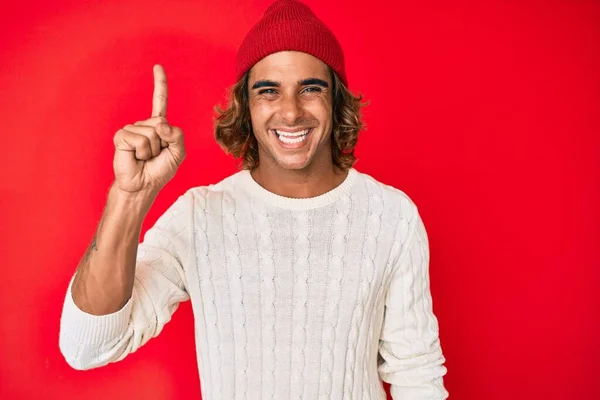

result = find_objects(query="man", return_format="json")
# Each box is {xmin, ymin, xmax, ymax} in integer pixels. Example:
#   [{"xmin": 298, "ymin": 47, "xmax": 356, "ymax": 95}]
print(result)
[{"xmin": 59, "ymin": 0, "xmax": 449, "ymax": 398}]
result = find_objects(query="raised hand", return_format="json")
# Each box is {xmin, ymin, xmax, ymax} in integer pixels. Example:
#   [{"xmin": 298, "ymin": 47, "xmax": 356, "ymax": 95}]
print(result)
[{"xmin": 112, "ymin": 64, "xmax": 186, "ymax": 194}]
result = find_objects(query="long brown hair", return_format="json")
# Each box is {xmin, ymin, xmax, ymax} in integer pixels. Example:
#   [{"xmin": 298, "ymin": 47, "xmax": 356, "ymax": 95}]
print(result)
[{"xmin": 214, "ymin": 68, "xmax": 367, "ymax": 170}]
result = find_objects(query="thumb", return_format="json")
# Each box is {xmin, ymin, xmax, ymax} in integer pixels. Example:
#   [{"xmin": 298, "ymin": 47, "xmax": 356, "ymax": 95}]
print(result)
[{"xmin": 156, "ymin": 122, "xmax": 186, "ymax": 161}]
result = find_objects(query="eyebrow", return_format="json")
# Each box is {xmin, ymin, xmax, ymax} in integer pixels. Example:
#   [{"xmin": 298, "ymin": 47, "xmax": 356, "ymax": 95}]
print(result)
[
  {"xmin": 300, "ymin": 78, "xmax": 329, "ymax": 88},
  {"xmin": 250, "ymin": 78, "xmax": 329, "ymax": 90}
]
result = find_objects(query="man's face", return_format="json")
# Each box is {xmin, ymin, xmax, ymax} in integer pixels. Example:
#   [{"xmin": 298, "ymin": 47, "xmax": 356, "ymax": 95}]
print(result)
[{"xmin": 248, "ymin": 51, "xmax": 334, "ymax": 172}]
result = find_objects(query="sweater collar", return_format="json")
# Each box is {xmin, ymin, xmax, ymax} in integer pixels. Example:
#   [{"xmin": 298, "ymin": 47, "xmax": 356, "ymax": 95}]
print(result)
[{"xmin": 237, "ymin": 168, "xmax": 358, "ymax": 210}]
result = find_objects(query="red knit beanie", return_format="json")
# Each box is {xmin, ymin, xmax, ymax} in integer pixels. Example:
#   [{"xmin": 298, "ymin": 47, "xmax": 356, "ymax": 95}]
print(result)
[{"xmin": 235, "ymin": 0, "xmax": 348, "ymax": 86}]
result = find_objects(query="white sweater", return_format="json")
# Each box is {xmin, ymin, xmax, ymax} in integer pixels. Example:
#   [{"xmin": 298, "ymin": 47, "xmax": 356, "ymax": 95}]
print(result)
[{"xmin": 59, "ymin": 168, "xmax": 448, "ymax": 399}]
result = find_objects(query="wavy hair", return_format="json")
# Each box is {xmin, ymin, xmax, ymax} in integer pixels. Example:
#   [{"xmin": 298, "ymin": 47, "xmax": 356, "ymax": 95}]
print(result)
[{"xmin": 214, "ymin": 68, "xmax": 367, "ymax": 170}]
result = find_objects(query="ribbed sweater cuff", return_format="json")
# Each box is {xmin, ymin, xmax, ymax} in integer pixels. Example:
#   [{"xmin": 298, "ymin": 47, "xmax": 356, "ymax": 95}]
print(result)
[{"xmin": 61, "ymin": 275, "xmax": 133, "ymax": 344}]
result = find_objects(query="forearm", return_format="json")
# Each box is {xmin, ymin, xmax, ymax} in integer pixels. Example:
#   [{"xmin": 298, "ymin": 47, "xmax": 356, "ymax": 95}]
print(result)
[
  {"xmin": 380, "ymin": 342, "xmax": 448, "ymax": 399},
  {"xmin": 71, "ymin": 183, "xmax": 158, "ymax": 315},
  {"xmin": 379, "ymin": 209, "xmax": 448, "ymax": 398}
]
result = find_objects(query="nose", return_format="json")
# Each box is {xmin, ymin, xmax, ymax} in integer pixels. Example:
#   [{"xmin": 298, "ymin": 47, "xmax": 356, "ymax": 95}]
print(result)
[{"xmin": 279, "ymin": 92, "xmax": 304, "ymax": 123}]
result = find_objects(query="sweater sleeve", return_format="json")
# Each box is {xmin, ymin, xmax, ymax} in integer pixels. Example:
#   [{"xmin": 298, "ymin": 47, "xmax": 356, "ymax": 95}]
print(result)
[
  {"xmin": 377, "ymin": 210, "xmax": 449, "ymax": 399},
  {"xmin": 59, "ymin": 191, "xmax": 193, "ymax": 370}
]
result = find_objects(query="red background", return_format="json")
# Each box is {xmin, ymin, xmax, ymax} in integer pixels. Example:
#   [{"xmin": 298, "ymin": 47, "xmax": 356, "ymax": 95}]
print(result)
[{"xmin": 1, "ymin": 0, "xmax": 599, "ymax": 399}]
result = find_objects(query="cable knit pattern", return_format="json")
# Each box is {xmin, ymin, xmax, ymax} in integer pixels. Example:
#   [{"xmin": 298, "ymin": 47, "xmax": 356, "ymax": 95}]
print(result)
[
  {"xmin": 318, "ymin": 194, "xmax": 351, "ymax": 397},
  {"xmin": 59, "ymin": 168, "xmax": 448, "ymax": 399},
  {"xmin": 362, "ymin": 182, "xmax": 385, "ymax": 399},
  {"xmin": 222, "ymin": 192, "xmax": 248, "ymax": 397},
  {"xmin": 193, "ymin": 189, "xmax": 221, "ymax": 399},
  {"xmin": 254, "ymin": 199, "xmax": 277, "ymax": 398},
  {"xmin": 289, "ymin": 209, "xmax": 310, "ymax": 398}
]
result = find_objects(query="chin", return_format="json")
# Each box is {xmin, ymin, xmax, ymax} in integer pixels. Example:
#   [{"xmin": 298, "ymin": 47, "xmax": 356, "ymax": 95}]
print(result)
[{"xmin": 274, "ymin": 155, "xmax": 312, "ymax": 171}]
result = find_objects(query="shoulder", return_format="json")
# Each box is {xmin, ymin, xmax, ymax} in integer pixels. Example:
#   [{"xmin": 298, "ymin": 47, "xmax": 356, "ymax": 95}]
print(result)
[
  {"xmin": 183, "ymin": 170, "xmax": 246, "ymax": 210},
  {"xmin": 354, "ymin": 169, "xmax": 420, "ymax": 221},
  {"xmin": 354, "ymin": 170, "xmax": 428, "ymax": 264}
]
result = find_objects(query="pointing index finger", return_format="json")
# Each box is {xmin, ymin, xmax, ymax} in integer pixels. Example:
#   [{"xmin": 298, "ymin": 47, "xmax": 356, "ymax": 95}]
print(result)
[{"xmin": 152, "ymin": 64, "xmax": 168, "ymax": 117}]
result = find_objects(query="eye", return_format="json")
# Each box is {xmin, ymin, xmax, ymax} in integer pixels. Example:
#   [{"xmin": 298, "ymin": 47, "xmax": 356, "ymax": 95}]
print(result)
[
  {"xmin": 258, "ymin": 88, "xmax": 278, "ymax": 95},
  {"xmin": 302, "ymin": 86, "xmax": 322, "ymax": 93}
]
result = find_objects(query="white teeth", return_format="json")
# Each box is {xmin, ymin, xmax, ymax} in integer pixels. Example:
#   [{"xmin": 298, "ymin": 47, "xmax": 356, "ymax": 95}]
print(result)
[
  {"xmin": 275, "ymin": 129, "xmax": 310, "ymax": 137},
  {"xmin": 275, "ymin": 129, "xmax": 310, "ymax": 145},
  {"xmin": 278, "ymin": 134, "xmax": 306, "ymax": 144}
]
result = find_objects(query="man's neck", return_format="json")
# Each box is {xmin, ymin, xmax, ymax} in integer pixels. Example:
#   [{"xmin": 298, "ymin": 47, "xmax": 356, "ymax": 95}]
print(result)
[{"xmin": 250, "ymin": 161, "xmax": 348, "ymax": 199}]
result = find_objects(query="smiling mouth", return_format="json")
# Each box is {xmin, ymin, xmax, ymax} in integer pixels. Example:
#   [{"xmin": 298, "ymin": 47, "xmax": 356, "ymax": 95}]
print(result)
[{"xmin": 272, "ymin": 128, "xmax": 312, "ymax": 144}]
